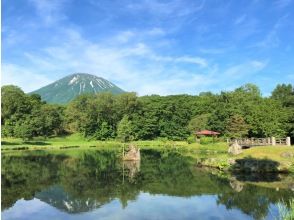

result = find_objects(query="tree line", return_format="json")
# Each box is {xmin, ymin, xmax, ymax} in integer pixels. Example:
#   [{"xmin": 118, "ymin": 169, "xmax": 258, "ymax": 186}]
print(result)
[{"xmin": 1, "ymin": 83, "xmax": 294, "ymax": 141}]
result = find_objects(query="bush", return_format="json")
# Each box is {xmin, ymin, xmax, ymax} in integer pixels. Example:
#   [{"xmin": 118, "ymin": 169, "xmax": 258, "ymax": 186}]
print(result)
[
  {"xmin": 14, "ymin": 121, "xmax": 34, "ymax": 140},
  {"xmin": 186, "ymin": 135, "xmax": 196, "ymax": 144},
  {"xmin": 2, "ymin": 124, "xmax": 14, "ymax": 137},
  {"xmin": 12, "ymin": 147, "xmax": 29, "ymax": 151},
  {"xmin": 60, "ymin": 146, "xmax": 80, "ymax": 149},
  {"xmin": 200, "ymin": 137, "xmax": 215, "ymax": 145},
  {"xmin": 155, "ymin": 137, "xmax": 169, "ymax": 142}
]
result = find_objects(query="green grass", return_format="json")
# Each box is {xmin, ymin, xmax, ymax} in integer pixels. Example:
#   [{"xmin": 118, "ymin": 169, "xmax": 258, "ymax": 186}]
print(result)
[
  {"xmin": 1, "ymin": 134, "xmax": 123, "ymax": 157},
  {"xmin": 235, "ymin": 146, "xmax": 294, "ymax": 172},
  {"xmin": 1, "ymin": 134, "xmax": 228, "ymax": 151},
  {"xmin": 2, "ymin": 135, "xmax": 294, "ymax": 172}
]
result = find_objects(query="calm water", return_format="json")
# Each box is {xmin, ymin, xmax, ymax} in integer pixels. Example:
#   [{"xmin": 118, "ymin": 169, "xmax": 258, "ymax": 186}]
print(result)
[{"xmin": 2, "ymin": 150, "xmax": 294, "ymax": 220}]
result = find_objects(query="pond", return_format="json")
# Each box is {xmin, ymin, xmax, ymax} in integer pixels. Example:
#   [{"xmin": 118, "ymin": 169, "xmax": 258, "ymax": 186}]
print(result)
[{"xmin": 1, "ymin": 149, "xmax": 294, "ymax": 220}]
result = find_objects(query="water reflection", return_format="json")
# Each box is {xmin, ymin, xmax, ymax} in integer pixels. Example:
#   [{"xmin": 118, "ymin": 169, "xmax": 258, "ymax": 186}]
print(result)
[{"xmin": 2, "ymin": 150, "xmax": 294, "ymax": 220}]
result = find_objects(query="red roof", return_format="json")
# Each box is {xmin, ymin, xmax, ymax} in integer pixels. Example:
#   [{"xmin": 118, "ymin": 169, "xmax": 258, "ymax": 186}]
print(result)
[{"xmin": 195, "ymin": 130, "xmax": 220, "ymax": 135}]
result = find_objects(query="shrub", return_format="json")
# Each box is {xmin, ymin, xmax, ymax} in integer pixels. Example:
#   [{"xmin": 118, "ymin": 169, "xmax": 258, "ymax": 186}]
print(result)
[
  {"xmin": 60, "ymin": 146, "xmax": 80, "ymax": 149},
  {"xmin": 187, "ymin": 135, "xmax": 196, "ymax": 144},
  {"xmin": 200, "ymin": 137, "xmax": 215, "ymax": 145}
]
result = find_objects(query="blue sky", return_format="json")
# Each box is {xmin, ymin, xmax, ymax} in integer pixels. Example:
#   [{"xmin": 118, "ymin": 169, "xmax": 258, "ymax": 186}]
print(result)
[{"xmin": 2, "ymin": 0, "xmax": 294, "ymax": 95}]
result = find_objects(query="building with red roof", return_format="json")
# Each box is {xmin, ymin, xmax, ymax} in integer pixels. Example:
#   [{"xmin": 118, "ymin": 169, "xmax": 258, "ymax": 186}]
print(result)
[{"xmin": 195, "ymin": 130, "xmax": 220, "ymax": 136}]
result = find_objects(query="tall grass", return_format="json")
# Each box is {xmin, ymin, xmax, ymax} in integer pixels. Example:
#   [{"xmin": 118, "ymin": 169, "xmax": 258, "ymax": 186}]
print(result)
[{"xmin": 277, "ymin": 199, "xmax": 294, "ymax": 220}]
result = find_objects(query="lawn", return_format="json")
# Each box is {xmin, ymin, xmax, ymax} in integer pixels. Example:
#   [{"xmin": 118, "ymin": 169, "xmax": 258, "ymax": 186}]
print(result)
[
  {"xmin": 1, "ymin": 134, "xmax": 228, "ymax": 153},
  {"xmin": 1, "ymin": 134, "xmax": 294, "ymax": 172}
]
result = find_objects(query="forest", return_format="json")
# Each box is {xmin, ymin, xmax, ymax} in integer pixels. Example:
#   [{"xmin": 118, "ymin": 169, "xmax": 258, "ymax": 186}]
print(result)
[{"xmin": 1, "ymin": 83, "xmax": 294, "ymax": 141}]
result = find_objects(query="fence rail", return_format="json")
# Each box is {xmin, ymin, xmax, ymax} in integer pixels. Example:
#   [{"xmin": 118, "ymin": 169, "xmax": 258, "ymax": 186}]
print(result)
[{"xmin": 227, "ymin": 137, "xmax": 291, "ymax": 147}]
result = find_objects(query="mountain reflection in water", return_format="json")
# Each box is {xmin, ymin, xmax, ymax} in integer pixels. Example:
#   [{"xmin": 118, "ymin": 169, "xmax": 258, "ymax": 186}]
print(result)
[{"xmin": 2, "ymin": 150, "xmax": 294, "ymax": 220}]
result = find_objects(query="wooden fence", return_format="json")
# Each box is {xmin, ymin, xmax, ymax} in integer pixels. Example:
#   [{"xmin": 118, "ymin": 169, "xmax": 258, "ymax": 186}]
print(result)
[{"xmin": 227, "ymin": 137, "xmax": 291, "ymax": 147}]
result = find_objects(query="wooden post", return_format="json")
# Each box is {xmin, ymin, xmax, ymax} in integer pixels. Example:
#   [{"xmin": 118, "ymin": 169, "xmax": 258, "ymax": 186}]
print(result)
[
  {"xmin": 267, "ymin": 137, "xmax": 271, "ymax": 145},
  {"xmin": 123, "ymin": 159, "xmax": 125, "ymax": 184},
  {"xmin": 286, "ymin": 137, "xmax": 291, "ymax": 146},
  {"xmin": 271, "ymin": 137, "xmax": 276, "ymax": 146}
]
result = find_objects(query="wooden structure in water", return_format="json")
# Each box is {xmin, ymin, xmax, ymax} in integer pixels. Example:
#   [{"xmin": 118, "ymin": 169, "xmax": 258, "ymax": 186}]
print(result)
[
  {"xmin": 227, "ymin": 137, "xmax": 291, "ymax": 148},
  {"xmin": 122, "ymin": 144, "xmax": 140, "ymax": 161}
]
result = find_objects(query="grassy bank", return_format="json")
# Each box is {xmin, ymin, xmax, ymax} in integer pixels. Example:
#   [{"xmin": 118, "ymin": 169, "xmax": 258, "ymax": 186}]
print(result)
[
  {"xmin": 2, "ymin": 134, "xmax": 294, "ymax": 173},
  {"xmin": 1, "ymin": 134, "xmax": 228, "ymax": 157}
]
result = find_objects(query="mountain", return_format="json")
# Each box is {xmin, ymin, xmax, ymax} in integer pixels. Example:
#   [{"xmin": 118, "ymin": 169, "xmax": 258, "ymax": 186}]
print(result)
[
  {"xmin": 30, "ymin": 73, "xmax": 125, "ymax": 104},
  {"xmin": 35, "ymin": 185, "xmax": 106, "ymax": 213}
]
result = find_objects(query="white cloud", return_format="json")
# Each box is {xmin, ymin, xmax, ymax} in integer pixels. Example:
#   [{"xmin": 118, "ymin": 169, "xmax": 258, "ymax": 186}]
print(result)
[
  {"xmin": 254, "ymin": 30, "xmax": 280, "ymax": 48},
  {"xmin": 1, "ymin": 28, "xmax": 213, "ymax": 95},
  {"xmin": 250, "ymin": 60, "xmax": 267, "ymax": 69},
  {"xmin": 115, "ymin": 31, "xmax": 135, "ymax": 43},
  {"xmin": 252, "ymin": 15, "xmax": 288, "ymax": 49},
  {"xmin": 2, "ymin": 26, "xmax": 269, "ymax": 96},
  {"xmin": 199, "ymin": 48, "xmax": 227, "ymax": 54},
  {"xmin": 29, "ymin": 0, "xmax": 67, "ymax": 25},
  {"xmin": 234, "ymin": 14, "xmax": 247, "ymax": 25},
  {"xmin": 111, "ymin": 28, "xmax": 166, "ymax": 45},
  {"xmin": 224, "ymin": 60, "xmax": 268, "ymax": 78},
  {"xmin": 146, "ymin": 28, "xmax": 166, "ymax": 36},
  {"xmin": 138, "ymin": 73, "xmax": 216, "ymax": 95},
  {"xmin": 1, "ymin": 63, "xmax": 52, "ymax": 92},
  {"xmin": 274, "ymin": 0, "xmax": 293, "ymax": 8},
  {"xmin": 126, "ymin": 0, "xmax": 205, "ymax": 17},
  {"xmin": 150, "ymin": 55, "xmax": 207, "ymax": 67}
]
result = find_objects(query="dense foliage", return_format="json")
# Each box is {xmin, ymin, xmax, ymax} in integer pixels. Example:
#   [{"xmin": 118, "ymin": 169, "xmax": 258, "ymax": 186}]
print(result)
[
  {"xmin": 2, "ymin": 86, "xmax": 65, "ymax": 140},
  {"xmin": 1, "ymin": 83, "xmax": 293, "ymax": 141}
]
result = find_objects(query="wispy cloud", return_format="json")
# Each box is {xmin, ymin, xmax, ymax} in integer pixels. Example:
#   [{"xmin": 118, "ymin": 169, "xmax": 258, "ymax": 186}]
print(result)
[
  {"xmin": 234, "ymin": 14, "xmax": 247, "ymax": 25},
  {"xmin": 29, "ymin": 0, "xmax": 67, "ymax": 25},
  {"xmin": 233, "ymin": 17, "xmax": 260, "ymax": 41},
  {"xmin": 2, "ymin": 23, "xmax": 272, "ymax": 95},
  {"xmin": 2, "ymin": 28, "xmax": 211, "ymax": 94},
  {"xmin": 113, "ymin": 28, "xmax": 166, "ymax": 44},
  {"xmin": 2, "ymin": 0, "xmax": 291, "ymax": 96},
  {"xmin": 126, "ymin": 0, "xmax": 205, "ymax": 17},
  {"xmin": 224, "ymin": 60, "xmax": 268, "ymax": 78},
  {"xmin": 252, "ymin": 14, "xmax": 289, "ymax": 48},
  {"xmin": 149, "ymin": 55, "xmax": 208, "ymax": 67},
  {"xmin": 199, "ymin": 48, "xmax": 227, "ymax": 55},
  {"xmin": 2, "ymin": 63, "xmax": 52, "ymax": 92},
  {"xmin": 274, "ymin": 0, "xmax": 293, "ymax": 8},
  {"xmin": 250, "ymin": 60, "xmax": 268, "ymax": 69},
  {"xmin": 115, "ymin": 31, "xmax": 135, "ymax": 43}
]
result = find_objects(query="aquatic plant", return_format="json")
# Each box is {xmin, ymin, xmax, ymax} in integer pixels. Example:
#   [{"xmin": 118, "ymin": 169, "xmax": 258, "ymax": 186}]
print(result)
[{"xmin": 277, "ymin": 199, "xmax": 294, "ymax": 220}]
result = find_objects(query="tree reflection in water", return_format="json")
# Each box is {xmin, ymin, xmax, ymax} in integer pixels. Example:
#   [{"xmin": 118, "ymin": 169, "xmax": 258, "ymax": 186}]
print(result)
[{"xmin": 2, "ymin": 149, "xmax": 294, "ymax": 219}]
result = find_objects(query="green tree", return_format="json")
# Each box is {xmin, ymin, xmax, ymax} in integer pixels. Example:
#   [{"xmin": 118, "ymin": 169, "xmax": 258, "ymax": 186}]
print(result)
[
  {"xmin": 117, "ymin": 116, "xmax": 134, "ymax": 142},
  {"xmin": 271, "ymin": 84, "xmax": 294, "ymax": 107},
  {"xmin": 66, "ymin": 93, "xmax": 119, "ymax": 138},
  {"xmin": 94, "ymin": 122, "xmax": 114, "ymax": 140},
  {"xmin": 65, "ymin": 94, "xmax": 97, "ymax": 136},
  {"xmin": 246, "ymin": 98, "xmax": 287, "ymax": 137},
  {"xmin": 225, "ymin": 114, "xmax": 249, "ymax": 138},
  {"xmin": 1, "ymin": 85, "xmax": 32, "ymax": 125},
  {"xmin": 188, "ymin": 114, "xmax": 210, "ymax": 133},
  {"xmin": 14, "ymin": 119, "xmax": 34, "ymax": 140},
  {"xmin": 271, "ymin": 84, "xmax": 294, "ymax": 139}
]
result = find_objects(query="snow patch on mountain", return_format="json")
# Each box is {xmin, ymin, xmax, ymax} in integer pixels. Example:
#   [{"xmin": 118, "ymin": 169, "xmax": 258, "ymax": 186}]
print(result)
[
  {"xmin": 79, "ymin": 83, "xmax": 82, "ymax": 94},
  {"xmin": 31, "ymin": 73, "xmax": 125, "ymax": 104},
  {"xmin": 69, "ymin": 76, "xmax": 79, "ymax": 85}
]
